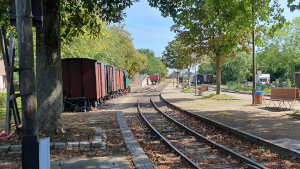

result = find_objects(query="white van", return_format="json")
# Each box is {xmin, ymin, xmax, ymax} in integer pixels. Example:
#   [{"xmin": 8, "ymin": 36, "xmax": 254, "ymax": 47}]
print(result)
[{"xmin": 256, "ymin": 74, "xmax": 270, "ymax": 85}]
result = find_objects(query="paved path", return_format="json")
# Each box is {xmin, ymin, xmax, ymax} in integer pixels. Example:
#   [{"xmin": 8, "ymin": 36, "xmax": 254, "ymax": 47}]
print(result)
[
  {"xmin": 161, "ymin": 83, "xmax": 300, "ymax": 144},
  {"xmin": 51, "ymin": 156, "xmax": 132, "ymax": 169},
  {"xmin": 117, "ymin": 112, "xmax": 155, "ymax": 169}
]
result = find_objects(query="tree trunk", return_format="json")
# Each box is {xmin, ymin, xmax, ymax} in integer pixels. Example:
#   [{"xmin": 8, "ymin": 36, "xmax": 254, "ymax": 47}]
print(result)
[
  {"xmin": 36, "ymin": 0, "xmax": 62, "ymax": 134},
  {"xmin": 177, "ymin": 72, "xmax": 179, "ymax": 87},
  {"xmin": 216, "ymin": 53, "xmax": 221, "ymax": 95},
  {"xmin": 291, "ymin": 67, "xmax": 295, "ymax": 85}
]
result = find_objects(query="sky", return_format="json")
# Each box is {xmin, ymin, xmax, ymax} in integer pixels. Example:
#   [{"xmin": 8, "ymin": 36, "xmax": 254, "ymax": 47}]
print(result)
[{"xmin": 122, "ymin": 0, "xmax": 300, "ymax": 73}]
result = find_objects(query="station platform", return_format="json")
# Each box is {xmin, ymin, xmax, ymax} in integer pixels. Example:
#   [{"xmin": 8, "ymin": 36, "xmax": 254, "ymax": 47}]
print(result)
[{"xmin": 161, "ymin": 83, "xmax": 300, "ymax": 150}]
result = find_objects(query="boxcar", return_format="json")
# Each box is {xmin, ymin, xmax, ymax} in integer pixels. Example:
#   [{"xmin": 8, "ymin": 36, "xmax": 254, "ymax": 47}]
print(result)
[
  {"xmin": 203, "ymin": 74, "xmax": 214, "ymax": 84},
  {"xmin": 179, "ymin": 77, "xmax": 183, "ymax": 83},
  {"xmin": 193, "ymin": 75, "xmax": 203, "ymax": 84},
  {"xmin": 62, "ymin": 58, "xmax": 130, "ymax": 111},
  {"xmin": 150, "ymin": 74, "xmax": 161, "ymax": 84}
]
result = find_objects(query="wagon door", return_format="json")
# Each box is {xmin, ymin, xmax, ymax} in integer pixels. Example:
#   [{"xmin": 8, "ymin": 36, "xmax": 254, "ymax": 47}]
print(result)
[
  {"xmin": 96, "ymin": 62, "xmax": 101, "ymax": 99},
  {"xmin": 101, "ymin": 64, "xmax": 106, "ymax": 97}
]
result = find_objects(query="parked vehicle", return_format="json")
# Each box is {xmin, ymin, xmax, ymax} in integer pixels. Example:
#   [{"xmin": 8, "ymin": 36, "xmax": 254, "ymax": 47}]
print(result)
[
  {"xmin": 62, "ymin": 58, "xmax": 130, "ymax": 112},
  {"xmin": 150, "ymin": 74, "xmax": 161, "ymax": 84},
  {"xmin": 192, "ymin": 75, "xmax": 204, "ymax": 84},
  {"xmin": 256, "ymin": 74, "xmax": 270, "ymax": 85},
  {"xmin": 203, "ymin": 74, "xmax": 214, "ymax": 84}
]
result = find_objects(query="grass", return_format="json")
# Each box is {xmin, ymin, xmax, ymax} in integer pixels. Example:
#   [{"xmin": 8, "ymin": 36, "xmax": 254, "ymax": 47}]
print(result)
[
  {"xmin": 201, "ymin": 94, "xmax": 236, "ymax": 99},
  {"xmin": 131, "ymin": 86, "xmax": 138, "ymax": 88},
  {"xmin": 182, "ymin": 88, "xmax": 194, "ymax": 93},
  {"xmin": 213, "ymin": 112, "xmax": 235, "ymax": 117},
  {"xmin": 195, "ymin": 103, "xmax": 205, "ymax": 107}
]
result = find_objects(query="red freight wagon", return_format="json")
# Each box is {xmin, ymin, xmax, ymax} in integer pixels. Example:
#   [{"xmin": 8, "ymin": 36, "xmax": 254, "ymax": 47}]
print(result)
[
  {"xmin": 203, "ymin": 74, "xmax": 214, "ymax": 84},
  {"xmin": 62, "ymin": 58, "xmax": 97, "ymax": 100},
  {"xmin": 62, "ymin": 58, "xmax": 130, "ymax": 112},
  {"xmin": 150, "ymin": 74, "xmax": 161, "ymax": 84}
]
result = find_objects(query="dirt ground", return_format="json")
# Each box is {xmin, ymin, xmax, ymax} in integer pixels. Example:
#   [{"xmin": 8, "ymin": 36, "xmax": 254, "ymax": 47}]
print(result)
[
  {"xmin": 0, "ymin": 111, "xmax": 131, "ymax": 169},
  {"xmin": 162, "ymin": 83, "xmax": 300, "ymax": 141}
]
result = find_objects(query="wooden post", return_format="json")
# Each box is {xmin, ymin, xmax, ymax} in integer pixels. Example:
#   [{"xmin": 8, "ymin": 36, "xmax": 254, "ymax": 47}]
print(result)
[
  {"xmin": 16, "ymin": 0, "xmax": 37, "ymax": 136},
  {"xmin": 252, "ymin": 4, "xmax": 256, "ymax": 105}
]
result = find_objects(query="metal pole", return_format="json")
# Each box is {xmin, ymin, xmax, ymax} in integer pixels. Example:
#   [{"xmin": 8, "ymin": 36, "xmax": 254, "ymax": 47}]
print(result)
[
  {"xmin": 195, "ymin": 62, "xmax": 197, "ymax": 94},
  {"xmin": 16, "ymin": 0, "xmax": 39, "ymax": 167},
  {"xmin": 173, "ymin": 70, "xmax": 174, "ymax": 87},
  {"xmin": 252, "ymin": 4, "xmax": 256, "ymax": 105}
]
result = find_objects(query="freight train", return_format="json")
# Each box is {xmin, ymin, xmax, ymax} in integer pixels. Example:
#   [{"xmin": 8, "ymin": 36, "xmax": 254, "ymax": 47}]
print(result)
[
  {"xmin": 191, "ymin": 74, "xmax": 214, "ymax": 84},
  {"xmin": 62, "ymin": 58, "xmax": 130, "ymax": 112}
]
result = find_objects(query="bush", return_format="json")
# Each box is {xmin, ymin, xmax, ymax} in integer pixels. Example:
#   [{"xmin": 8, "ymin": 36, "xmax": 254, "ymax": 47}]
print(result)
[
  {"xmin": 0, "ymin": 92, "xmax": 21, "ymax": 109},
  {"xmin": 0, "ymin": 93, "xmax": 6, "ymax": 108}
]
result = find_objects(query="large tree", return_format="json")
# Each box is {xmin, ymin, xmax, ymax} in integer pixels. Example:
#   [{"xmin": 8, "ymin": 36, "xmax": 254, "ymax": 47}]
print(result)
[
  {"xmin": 257, "ymin": 17, "xmax": 300, "ymax": 84},
  {"xmin": 162, "ymin": 40, "xmax": 195, "ymax": 87},
  {"xmin": 1, "ymin": 0, "xmax": 136, "ymax": 134},
  {"xmin": 61, "ymin": 24, "xmax": 147, "ymax": 77},
  {"xmin": 148, "ymin": 0, "xmax": 285, "ymax": 94}
]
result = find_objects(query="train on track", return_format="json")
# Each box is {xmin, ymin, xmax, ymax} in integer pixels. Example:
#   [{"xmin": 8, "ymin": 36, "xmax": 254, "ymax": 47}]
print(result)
[
  {"xmin": 150, "ymin": 74, "xmax": 161, "ymax": 84},
  {"xmin": 62, "ymin": 58, "xmax": 130, "ymax": 112},
  {"xmin": 191, "ymin": 74, "xmax": 214, "ymax": 84}
]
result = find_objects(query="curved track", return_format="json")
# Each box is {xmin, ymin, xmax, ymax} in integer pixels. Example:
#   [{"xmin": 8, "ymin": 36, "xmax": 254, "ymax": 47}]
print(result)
[{"xmin": 138, "ymin": 90, "xmax": 267, "ymax": 168}]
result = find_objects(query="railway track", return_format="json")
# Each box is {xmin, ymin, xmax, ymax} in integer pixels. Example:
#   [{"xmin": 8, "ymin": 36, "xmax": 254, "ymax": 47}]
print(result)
[
  {"xmin": 135, "ymin": 84, "xmax": 300, "ymax": 168},
  {"xmin": 138, "ymin": 96, "xmax": 267, "ymax": 168}
]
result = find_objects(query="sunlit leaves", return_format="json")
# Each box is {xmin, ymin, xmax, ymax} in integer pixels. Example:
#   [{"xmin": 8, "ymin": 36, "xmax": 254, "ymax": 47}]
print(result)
[{"xmin": 62, "ymin": 23, "xmax": 147, "ymax": 77}]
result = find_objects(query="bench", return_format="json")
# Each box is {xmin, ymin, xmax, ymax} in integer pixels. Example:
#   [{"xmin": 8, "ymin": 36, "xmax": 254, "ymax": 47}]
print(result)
[{"xmin": 263, "ymin": 88, "xmax": 297, "ymax": 109}]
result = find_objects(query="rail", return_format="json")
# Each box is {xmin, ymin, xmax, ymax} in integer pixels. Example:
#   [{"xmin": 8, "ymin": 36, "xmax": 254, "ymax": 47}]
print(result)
[
  {"xmin": 150, "ymin": 98, "xmax": 267, "ymax": 169},
  {"xmin": 160, "ymin": 93, "xmax": 300, "ymax": 159},
  {"xmin": 137, "ymin": 100, "xmax": 201, "ymax": 169}
]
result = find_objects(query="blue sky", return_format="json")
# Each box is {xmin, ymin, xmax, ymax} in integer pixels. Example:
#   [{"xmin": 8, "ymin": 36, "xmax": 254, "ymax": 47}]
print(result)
[{"xmin": 122, "ymin": 0, "xmax": 175, "ymax": 57}]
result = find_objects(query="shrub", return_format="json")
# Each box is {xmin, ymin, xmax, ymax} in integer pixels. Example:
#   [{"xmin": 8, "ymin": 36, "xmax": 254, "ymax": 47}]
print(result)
[
  {"xmin": 0, "ymin": 92, "xmax": 21, "ymax": 109},
  {"xmin": 0, "ymin": 93, "xmax": 6, "ymax": 108}
]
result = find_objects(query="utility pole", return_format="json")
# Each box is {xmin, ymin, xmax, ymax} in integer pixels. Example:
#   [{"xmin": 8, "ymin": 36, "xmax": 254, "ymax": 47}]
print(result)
[
  {"xmin": 252, "ymin": 3, "xmax": 256, "ymax": 105},
  {"xmin": 173, "ymin": 69, "xmax": 174, "ymax": 87},
  {"xmin": 16, "ymin": 0, "xmax": 39, "ymax": 168},
  {"xmin": 195, "ymin": 64, "xmax": 197, "ymax": 94}
]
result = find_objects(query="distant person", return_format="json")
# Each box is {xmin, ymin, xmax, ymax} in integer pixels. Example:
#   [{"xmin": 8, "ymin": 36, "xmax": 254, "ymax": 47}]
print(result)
[{"xmin": 276, "ymin": 81, "xmax": 279, "ymax": 88}]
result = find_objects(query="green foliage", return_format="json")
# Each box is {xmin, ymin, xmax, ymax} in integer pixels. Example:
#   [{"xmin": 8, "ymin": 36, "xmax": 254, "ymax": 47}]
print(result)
[
  {"xmin": 221, "ymin": 52, "xmax": 252, "ymax": 83},
  {"xmin": 293, "ymin": 110, "xmax": 300, "ymax": 115},
  {"xmin": 0, "ymin": 93, "xmax": 6, "ymax": 108},
  {"xmin": 162, "ymin": 40, "xmax": 195, "ymax": 70},
  {"xmin": 0, "ymin": 92, "xmax": 21, "ymax": 112},
  {"xmin": 61, "ymin": 24, "xmax": 147, "ymax": 77},
  {"xmin": 257, "ymin": 17, "xmax": 300, "ymax": 83},
  {"xmin": 198, "ymin": 61, "xmax": 216, "ymax": 75},
  {"xmin": 138, "ymin": 49, "xmax": 168, "ymax": 78}
]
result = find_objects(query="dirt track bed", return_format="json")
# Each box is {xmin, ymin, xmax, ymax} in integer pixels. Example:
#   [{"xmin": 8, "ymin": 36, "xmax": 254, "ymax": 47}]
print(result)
[
  {"xmin": 126, "ymin": 84, "xmax": 193, "ymax": 168},
  {"xmin": 153, "ymin": 94, "xmax": 300, "ymax": 168},
  {"xmin": 0, "ymin": 110, "xmax": 132, "ymax": 169}
]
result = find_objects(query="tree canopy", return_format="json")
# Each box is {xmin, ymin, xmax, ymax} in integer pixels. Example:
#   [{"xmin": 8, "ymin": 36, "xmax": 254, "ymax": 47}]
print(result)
[
  {"xmin": 149, "ymin": 0, "xmax": 285, "ymax": 94},
  {"xmin": 138, "ymin": 49, "xmax": 168, "ymax": 78},
  {"xmin": 257, "ymin": 17, "xmax": 300, "ymax": 83},
  {"xmin": 62, "ymin": 24, "xmax": 147, "ymax": 77}
]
